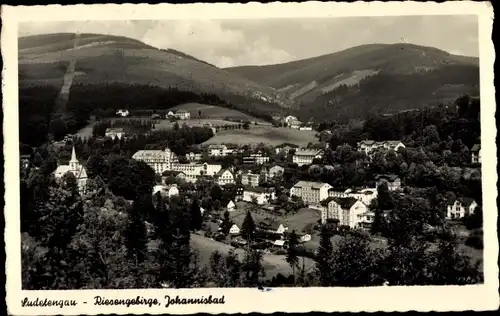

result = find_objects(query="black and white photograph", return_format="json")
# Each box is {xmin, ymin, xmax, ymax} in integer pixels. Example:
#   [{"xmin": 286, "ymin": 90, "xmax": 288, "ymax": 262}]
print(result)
[{"xmin": 3, "ymin": 2, "xmax": 498, "ymax": 315}]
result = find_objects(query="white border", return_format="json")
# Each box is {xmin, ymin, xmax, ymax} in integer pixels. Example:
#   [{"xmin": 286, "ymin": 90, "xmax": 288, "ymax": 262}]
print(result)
[{"xmin": 2, "ymin": 2, "xmax": 498, "ymax": 314}]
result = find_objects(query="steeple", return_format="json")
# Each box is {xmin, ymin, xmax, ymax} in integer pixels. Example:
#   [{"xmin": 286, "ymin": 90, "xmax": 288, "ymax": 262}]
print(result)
[
  {"xmin": 69, "ymin": 145, "xmax": 79, "ymax": 171},
  {"xmin": 70, "ymin": 145, "xmax": 79, "ymax": 163}
]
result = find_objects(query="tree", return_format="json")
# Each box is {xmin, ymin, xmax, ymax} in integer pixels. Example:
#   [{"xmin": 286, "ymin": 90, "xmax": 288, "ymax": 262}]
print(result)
[
  {"xmin": 240, "ymin": 211, "xmax": 256, "ymax": 241},
  {"xmin": 315, "ymin": 225, "xmax": 333, "ymax": 286},
  {"xmin": 286, "ymin": 230, "xmax": 300, "ymax": 283},
  {"xmin": 190, "ymin": 198, "xmax": 202, "ymax": 231},
  {"xmin": 124, "ymin": 200, "xmax": 148, "ymax": 264},
  {"xmin": 220, "ymin": 210, "xmax": 232, "ymax": 235},
  {"xmin": 242, "ymin": 248, "xmax": 266, "ymax": 287},
  {"xmin": 329, "ymin": 232, "xmax": 384, "ymax": 286}
]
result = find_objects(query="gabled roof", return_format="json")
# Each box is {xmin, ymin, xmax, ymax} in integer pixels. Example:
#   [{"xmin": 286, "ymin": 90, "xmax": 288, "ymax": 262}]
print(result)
[
  {"xmin": 244, "ymin": 186, "xmax": 268, "ymax": 194},
  {"xmin": 324, "ymin": 197, "xmax": 359, "ymax": 209},
  {"xmin": 105, "ymin": 127, "xmax": 124, "ymax": 133},
  {"xmin": 293, "ymin": 181, "xmax": 330, "ymax": 190},
  {"xmin": 450, "ymin": 197, "xmax": 476, "ymax": 207},
  {"xmin": 216, "ymin": 168, "xmax": 233, "ymax": 177},
  {"xmin": 375, "ymin": 174, "xmax": 400, "ymax": 182},
  {"xmin": 471, "ymin": 144, "xmax": 481, "ymax": 152},
  {"xmin": 294, "ymin": 149, "xmax": 323, "ymax": 156}
]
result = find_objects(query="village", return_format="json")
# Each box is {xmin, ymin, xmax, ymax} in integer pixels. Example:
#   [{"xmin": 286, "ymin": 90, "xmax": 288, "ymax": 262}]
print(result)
[{"xmin": 41, "ymin": 107, "xmax": 482, "ymax": 258}]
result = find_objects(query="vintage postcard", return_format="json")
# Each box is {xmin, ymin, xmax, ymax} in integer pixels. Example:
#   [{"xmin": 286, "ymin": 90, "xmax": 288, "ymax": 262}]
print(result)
[{"xmin": 2, "ymin": 1, "xmax": 498, "ymax": 315}]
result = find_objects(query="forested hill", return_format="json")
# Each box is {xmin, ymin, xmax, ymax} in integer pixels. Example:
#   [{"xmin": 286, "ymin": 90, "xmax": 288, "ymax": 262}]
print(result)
[{"xmin": 226, "ymin": 43, "xmax": 479, "ymax": 122}]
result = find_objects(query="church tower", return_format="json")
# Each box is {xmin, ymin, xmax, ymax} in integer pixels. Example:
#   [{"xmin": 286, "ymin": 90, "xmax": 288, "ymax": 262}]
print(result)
[{"xmin": 69, "ymin": 145, "xmax": 80, "ymax": 172}]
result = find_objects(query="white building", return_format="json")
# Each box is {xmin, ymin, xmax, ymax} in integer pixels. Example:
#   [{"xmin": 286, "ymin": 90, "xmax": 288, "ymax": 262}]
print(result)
[
  {"xmin": 299, "ymin": 234, "xmax": 311, "ymax": 243},
  {"xmin": 242, "ymin": 187, "xmax": 275, "ymax": 205},
  {"xmin": 229, "ymin": 224, "xmax": 240, "ymax": 235},
  {"xmin": 446, "ymin": 197, "xmax": 478, "ymax": 219},
  {"xmin": 328, "ymin": 188, "xmax": 378, "ymax": 206},
  {"xmin": 207, "ymin": 144, "xmax": 233, "ymax": 157},
  {"xmin": 186, "ymin": 151, "xmax": 203, "ymax": 162},
  {"xmin": 132, "ymin": 147, "xmax": 221, "ymax": 182},
  {"xmin": 243, "ymin": 152, "xmax": 270, "ymax": 165},
  {"xmin": 175, "ymin": 110, "xmax": 191, "ymax": 120},
  {"xmin": 216, "ymin": 169, "xmax": 235, "ymax": 186},
  {"xmin": 53, "ymin": 146, "xmax": 88, "ymax": 192},
  {"xmin": 322, "ymin": 197, "xmax": 368, "ymax": 227},
  {"xmin": 132, "ymin": 147, "xmax": 178, "ymax": 174},
  {"xmin": 116, "ymin": 109, "xmax": 129, "ymax": 117},
  {"xmin": 299, "ymin": 126, "xmax": 312, "ymax": 131},
  {"xmin": 292, "ymin": 149, "xmax": 323, "ymax": 166},
  {"xmin": 290, "ymin": 181, "xmax": 332, "ymax": 204},
  {"xmin": 262, "ymin": 165, "xmax": 285, "ymax": 181},
  {"xmin": 357, "ymin": 140, "xmax": 405, "ymax": 156},
  {"xmin": 152, "ymin": 184, "xmax": 179, "ymax": 197},
  {"xmin": 105, "ymin": 127, "xmax": 125, "ymax": 140},
  {"xmin": 241, "ymin": 172, "xmax": 260, "ymax": 187},
  {"xmin": 227, "ymin": 200, "xmax": 236, "ymax": 212}
]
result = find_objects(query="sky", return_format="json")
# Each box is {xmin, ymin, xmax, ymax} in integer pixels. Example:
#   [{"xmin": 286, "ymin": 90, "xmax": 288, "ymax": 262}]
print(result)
[{"xmin": 19, "ymin": 15, "xmax": 479, "ymax": 68}]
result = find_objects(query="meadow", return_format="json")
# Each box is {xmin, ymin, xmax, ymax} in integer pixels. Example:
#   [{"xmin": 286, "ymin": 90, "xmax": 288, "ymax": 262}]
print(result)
[{"xmin": 203, "ymin": 126, "xmax": 317, "ymax": 147}]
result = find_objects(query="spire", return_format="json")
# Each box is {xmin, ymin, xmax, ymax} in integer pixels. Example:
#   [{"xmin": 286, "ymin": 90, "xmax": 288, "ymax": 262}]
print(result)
[{"xmin": 70, "ymin": 146, "xmax": 79, "ymax": 163}]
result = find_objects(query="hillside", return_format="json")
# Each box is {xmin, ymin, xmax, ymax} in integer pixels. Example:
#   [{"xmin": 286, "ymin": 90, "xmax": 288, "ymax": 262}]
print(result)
[
  {"xmin": 226, "ymin": 43, "xmax": 480, "ymax": 121},
  {"xmin": 18, "ymin": 33, "xmax": 294, "ymax": 113}
]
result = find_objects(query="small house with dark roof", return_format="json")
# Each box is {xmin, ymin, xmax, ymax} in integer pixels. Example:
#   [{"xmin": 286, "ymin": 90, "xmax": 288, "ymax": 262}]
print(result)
[
  {"xmin": 446, "ymin": 197, "xmax": 478, "ymax": 219},
  {"xmin": 375, "ymin": 174, "xmax": 401, "ymax": 191},
  {"xmin": 161, "ymin": 170, "xmax": 186, "ymax": 183},
  {"xmin": 216, "ymin": 168, "xmax": 235, "ymax": 186},
  {"xmin": 471, "ymin": 143, "xmax": 481, "ymax": 164},
  {"xmin": 321, "ymin": 197, "xmax": 368, "ymax": 227}
]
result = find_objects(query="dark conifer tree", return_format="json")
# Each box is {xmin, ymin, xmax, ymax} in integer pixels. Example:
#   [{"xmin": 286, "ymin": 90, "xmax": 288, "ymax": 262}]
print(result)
[
  {"xmin": 190, "ymin": 198, "xmax": 203, "ymax": 231},
  {"xmin": 286, "ymin": 230, "xmax": 300, "ymax": 283},
  {"xmin": 125, "ymin": 200, "xmax": 148, "ymax": 264},
  {"xmin": 240, "ymin": 211, "xmax": 256, "ymax": 241},
  {"xmin": 315, "ymin": 225, "xmax": 333, "ymax": 286}
]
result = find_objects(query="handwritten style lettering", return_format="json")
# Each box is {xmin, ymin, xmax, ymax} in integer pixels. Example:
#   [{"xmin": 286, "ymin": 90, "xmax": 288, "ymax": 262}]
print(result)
[
  {"xmin": 93, "ymin": 296, "xmax": 160, "ymax": 307},
  {"xmin": 164, "ymin": 295, "xmax": 225, "ymax": 308},
  {"xmin": 21, "ymin": 297, "xmax": 77, "ymax": 308}
]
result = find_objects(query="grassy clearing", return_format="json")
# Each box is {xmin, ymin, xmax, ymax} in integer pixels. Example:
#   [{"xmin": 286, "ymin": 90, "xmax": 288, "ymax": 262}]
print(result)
[
  {"xmin": 169, "ymin": 103, "xmax": 270, "ymax": 123},
  {"xmin": 203, "ymin": 126, "xmax": 317, "ymax": 147}
]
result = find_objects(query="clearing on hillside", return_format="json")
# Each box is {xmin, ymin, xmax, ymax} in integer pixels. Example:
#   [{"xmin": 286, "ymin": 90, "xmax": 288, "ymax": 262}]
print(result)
[
  {"xmin": 203, "ymin": 126, "xmax": 317, "ymax": 147},
  {"xmin": 170, "ymin": 103, "xmax": 270, "ymax": 124}
]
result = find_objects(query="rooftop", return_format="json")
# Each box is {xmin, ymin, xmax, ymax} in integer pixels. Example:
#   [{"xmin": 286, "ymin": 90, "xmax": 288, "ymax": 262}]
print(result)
[{"xmin": 293, "ymin": 181, "xmax": 330, "ymax": 190}]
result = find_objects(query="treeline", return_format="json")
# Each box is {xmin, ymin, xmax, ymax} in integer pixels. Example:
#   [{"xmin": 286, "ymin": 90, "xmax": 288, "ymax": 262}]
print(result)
[
  {"xmin": 19, "ymin": 83, "xmax": 275, "ymax": 147},
  {"xmin": 302, "ymin": 65, "xmax": 479, "ymax": 122}
]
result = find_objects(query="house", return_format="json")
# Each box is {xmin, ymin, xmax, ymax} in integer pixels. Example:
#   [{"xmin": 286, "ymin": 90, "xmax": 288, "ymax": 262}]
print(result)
[
  {"xmin": 207, "ymin": 144, "xmax": 234, "ymax": 157},
  {"xmin": 52, "ymin": 146, "xmax": 88, "ymax": 192},
  {"xmin": 289, "ymin": 120, "xmax": 302, "ymax": 129},
  {"xmin": 290, "ymin": 181, "xmax": 332, "ymax": 204},
  {"xmin": 152, "ymin": 184, "xmax": 179, "ymax": 197},
  {"xmin": 229, "ymin": 224, "xmax": 240, "ymax": 235},
  {"xmin": 446, "ymin": 197, "xmax": 478, "ymax": 219},
  {"xmin": 243, "ymin": 152, "xmax": 270, "ymax": 165},
  {"xmin": 105, "ymin": 127, "xmax": 125, "ymax": 140},
  {"xmin": 227, "ymin": 200, "xmax": 236, "ymax": 212},
  {"xmin": 216, "ymin": 169, "xmax": 235, "ymax": 186},
  {"xmin": 262, "ymin": 165, "xmax": 285, "ymax": 181},
  {"xmin": 292, "ymin": 148, "xmax": 324, "ymax": 166},
  {"xmin": 185, "ymin": 151, "xmax": 203, "ymax": 162},
  {"xmin": 299, "ymin": 126, "xmax": 312, "ymax": 131},
  {"xmin": 175, "ymin": 110, "xmax": 191, "ymax": 120},
  {"xmin": 375, "ymin": 174, "xmax": 401, "ymax": 191},
  {"xmin": 116, "ymin": 109, "xmax": 129, "ymax": 117},
  {"xmin": 357, "ymin": 140, "xmax": 405, "ymax": 156},
  {"xmin": 166, "ymin": 111, "xmax": 174, "ymax": 118},
  {"xmin": 234, "ymin": 186, "xmax": 244, "ymax": 201},
  {"xmin": 243, "ymin": 187, "xmax": 275, "ymax": 205},
  {"xmin": 298, "ymin": 234, "xmax": 311, "ymax": 242},
  {"xmin": 322, "ymin": 197, "xmax": 368, "ymax": 228},
  {"xmin": 275, "ymin": 144, "xmax": 295, "ymax": 155},
  {"xmin": 20, "ymin": 154, "xmax": 30, "ymax": 170},
  {"xmin": 357, "ymin": 210, "xmax": 376, "ymax": 230},
  {"xmin": 272, "ymin": 239, "xmax": 286, "ymax": 247},
  {"xmin": 161, "ymin": 170, "xmax": 186, "ymax": 183},
  {"xmin": 283, "ymin": 115, "xmax": 298, "ymax": 125},
  {"xmin": 328, "ymin": 187, "xmax": 378, "ymax": 206},
  {"xmin": 172, "ymin": 162, "xmax": 222, "ymax": 183},
  {"xmin": 471, "ymin": 144, "xmax": 481, "ymax": 164},
  {"xmin": 241, "ymin": 171, "xmax": 260, "ymax": 187},
  {"xmin": 258, "ymin": 218, "xmax": 288, "ymax": 234}
]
